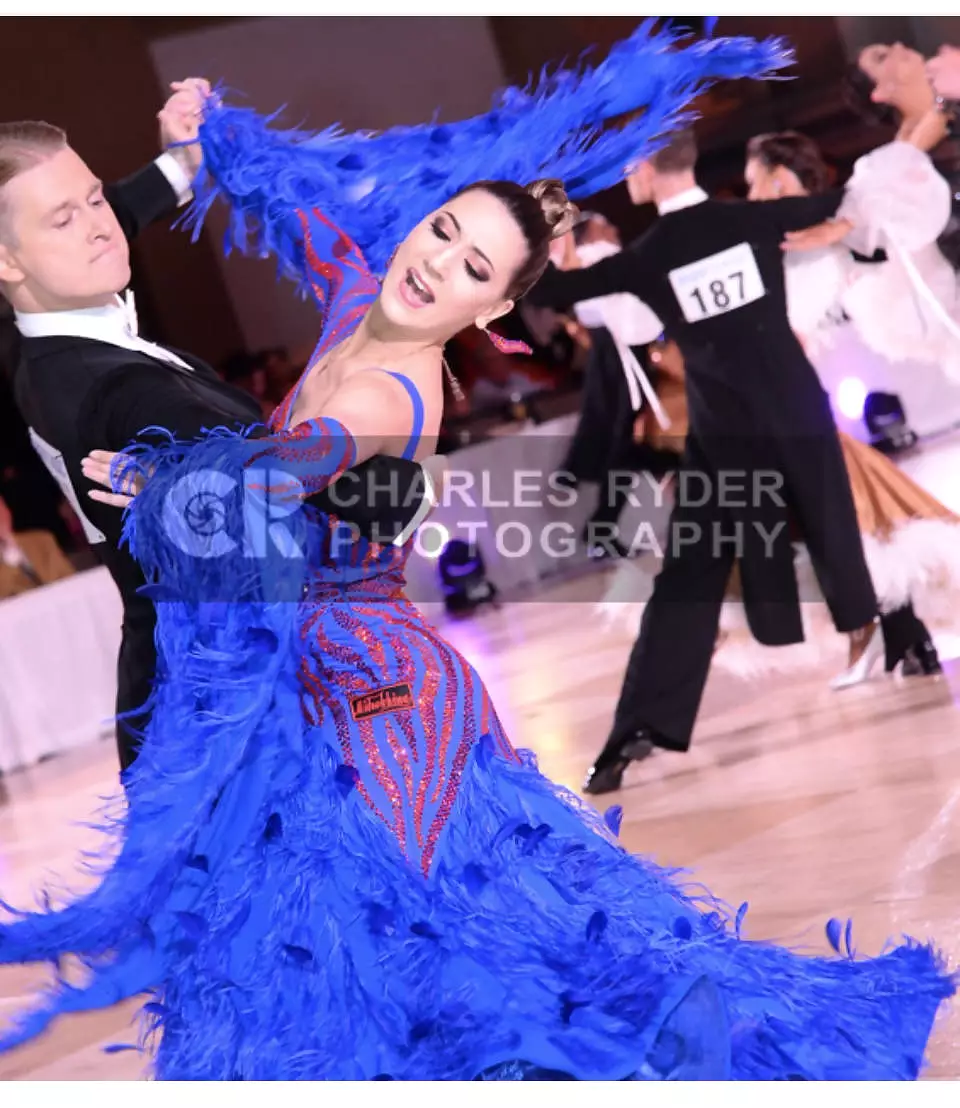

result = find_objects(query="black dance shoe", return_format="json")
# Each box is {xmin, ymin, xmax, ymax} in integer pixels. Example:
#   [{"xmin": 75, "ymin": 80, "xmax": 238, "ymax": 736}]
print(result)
[
  {"xmin": 583, "ymin": 731, "xmax": 657, "ymax": 795},
  {"xmin": 899, "ymin": 639, "xmax": 943, "ymax": 678}
]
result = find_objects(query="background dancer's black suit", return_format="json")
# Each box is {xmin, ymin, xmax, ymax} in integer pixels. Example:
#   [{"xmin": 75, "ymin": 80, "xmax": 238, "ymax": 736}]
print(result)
[
  {"xmin": 12, "ymin": 163, "xmax": 430, "ymax": 773},
  {"xmin": 531, "ymin": 190, "xmax": 878, "ymax": 783}
]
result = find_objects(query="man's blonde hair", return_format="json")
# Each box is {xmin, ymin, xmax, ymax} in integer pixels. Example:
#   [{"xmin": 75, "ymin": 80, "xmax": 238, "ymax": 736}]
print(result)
[{"xmin": 0, "ymin": 121, "xmax": 68, "ymax": 242}]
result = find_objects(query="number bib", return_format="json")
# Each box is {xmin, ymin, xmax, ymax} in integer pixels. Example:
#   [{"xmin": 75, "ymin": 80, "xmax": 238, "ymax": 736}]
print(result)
[
  {"xmin": 668, "ymin": 242, "xmax": 766, "ymax": 323},
  {"xmin": 29, "ymin": 427, "xmax": 106, "ymax": 545}
]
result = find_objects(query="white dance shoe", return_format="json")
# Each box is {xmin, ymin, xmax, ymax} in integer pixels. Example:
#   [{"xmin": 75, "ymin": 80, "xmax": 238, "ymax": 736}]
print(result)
[{"xmin": 829, "ymin": 623, "xmax": 885, "ymax": 691}]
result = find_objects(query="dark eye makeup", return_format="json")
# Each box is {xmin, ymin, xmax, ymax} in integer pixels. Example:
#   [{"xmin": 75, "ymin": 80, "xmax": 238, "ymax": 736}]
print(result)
[{"xmin": 431, "ymin": 216, "xmax": 491, "ymax": 282}]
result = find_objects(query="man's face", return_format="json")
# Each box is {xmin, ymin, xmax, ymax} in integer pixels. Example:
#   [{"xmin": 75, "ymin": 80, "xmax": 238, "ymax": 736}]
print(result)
[{"xmin": 0, "ymin": 146, "xmax": 130, "ymax": 312}]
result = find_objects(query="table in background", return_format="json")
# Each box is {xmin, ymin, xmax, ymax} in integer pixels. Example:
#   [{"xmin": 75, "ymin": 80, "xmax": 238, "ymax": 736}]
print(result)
[{"xmin": 0, "ymin": 566, "xmax": 120, "ymax": 774}]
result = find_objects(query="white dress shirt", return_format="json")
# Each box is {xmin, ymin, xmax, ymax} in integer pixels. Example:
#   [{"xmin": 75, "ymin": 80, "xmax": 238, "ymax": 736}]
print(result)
[
  {"xmin": 571, "ymin": 241, "xmax": 669, "ymax": 424},
  {"xmin": 14, "ymin": 154, "xmax": 196, "ymax": 374},
  {"xmin": 572, "ymin": 241, "xmax": 664, "ymax": 347},
  {"xmin": 656, "ymin": 185, "xmax": 709, "ymax": 216}
]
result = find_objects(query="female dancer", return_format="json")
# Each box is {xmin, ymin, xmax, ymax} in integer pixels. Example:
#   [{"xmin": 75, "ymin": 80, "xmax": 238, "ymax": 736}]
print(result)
[
  {"xmin": 846, "ymin": 40, "xmax": 960, "ymax": 377},
  {"xmin": 1, "ymin": 51, "xmax": 955, "ymax": 1082}
]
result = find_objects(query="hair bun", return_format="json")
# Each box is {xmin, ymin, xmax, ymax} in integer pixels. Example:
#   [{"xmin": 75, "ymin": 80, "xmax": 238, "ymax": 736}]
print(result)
[{"xmin": 526, "ymin": 178, "xmax": 578, "ymax": 240}]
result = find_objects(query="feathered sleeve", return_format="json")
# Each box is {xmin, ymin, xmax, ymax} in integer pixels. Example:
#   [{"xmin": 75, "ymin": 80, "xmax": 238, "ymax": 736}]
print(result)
[
  {"xmin": 183, "ymin": 22, "xmax": 793, "ymax": 277},
  {"xmin": 185, "ymin": 105, "xmax": 380, "ymax": 339},
  {"xmin": 837, "ymin": 141, "xmax": 952, "ymax": 257},
  {"xmin": 835, "ymin": 142, "xmax": 960, "ymax": 379}
]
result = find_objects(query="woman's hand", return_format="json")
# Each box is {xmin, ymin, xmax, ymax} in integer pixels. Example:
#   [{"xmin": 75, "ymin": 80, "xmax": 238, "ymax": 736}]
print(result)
[
  {"xmin": 81, "ymin": 450, "xmax": 145, "ymax": 509},
  {"xmin": 159, "ymin": 78, "xmax": 212, "ymax": 179},
  {"xmin": 782, "ymin": 218, "xmax": 854, "ymax": 253},
  {"xmin": 927, "ymin": 46, "xmax": 960, "ymax": 103}
]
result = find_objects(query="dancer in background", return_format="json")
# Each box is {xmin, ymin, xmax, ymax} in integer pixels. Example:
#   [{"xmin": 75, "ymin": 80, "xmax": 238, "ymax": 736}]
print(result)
[
  {"xmin": 0, "ymin": 29, "xmax": 952, "ymax": 1080},
  {"xmin": 741, "ymin": 130, "xmax": 957, "ymax": 685},
  {"xmin": 528, "ymin": 128, "xmax": 882, "ymax": 795},
  {"xmin": 848, "ymin": 41, "xmax": 960, "ymax": 302},
  {"xmin": 605, "ymin": 132, "xmax": 958, "ymax": 686}
]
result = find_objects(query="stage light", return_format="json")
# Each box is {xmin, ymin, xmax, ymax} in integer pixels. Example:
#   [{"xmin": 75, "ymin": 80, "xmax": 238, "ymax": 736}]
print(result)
[
  {"xmin": 864, "ymin": 391, "xmax": 917, "ymax": 456},
  {"xmin": 836, "ymin": 376, "xmax": 867, "ymax": 420},
  {"xmin": 437, "ymin": 539, "xmax": 497, "ymax": 615}
]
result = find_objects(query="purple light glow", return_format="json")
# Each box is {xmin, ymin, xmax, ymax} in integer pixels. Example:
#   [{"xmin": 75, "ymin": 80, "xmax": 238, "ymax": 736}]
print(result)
[{"xmin": 836, "ymin": 377, "xmax": 867, "ymax": 420}]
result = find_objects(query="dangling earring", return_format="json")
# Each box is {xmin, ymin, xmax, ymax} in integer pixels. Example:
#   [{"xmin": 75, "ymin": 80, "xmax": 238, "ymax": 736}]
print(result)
[
  {"xmin": 480, "ymin": 325, "xmax": 532, "ymax": 357},
  {"xmin": 442, "ymin": 354, "xmax": 466, "ymax": 403}
]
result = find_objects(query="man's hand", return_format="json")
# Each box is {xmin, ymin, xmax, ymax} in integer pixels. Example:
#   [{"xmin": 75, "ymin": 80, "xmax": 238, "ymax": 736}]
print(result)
[
  {"xmin": 158, "ymin": 78, "xmax": 211, "ymax": 181},
  {"xmin": 781, "ymin": 218, "xmax": 854, "ymax": 253},
  {"xmin": 927, "ymin": 45, "xmax": 960, "ymax": 103}
]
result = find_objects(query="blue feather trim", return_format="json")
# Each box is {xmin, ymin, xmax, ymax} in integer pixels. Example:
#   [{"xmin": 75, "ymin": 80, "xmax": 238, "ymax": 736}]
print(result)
[{"xmin": 181, "ymin": 20, "xmax": 793, "ymax": 278}]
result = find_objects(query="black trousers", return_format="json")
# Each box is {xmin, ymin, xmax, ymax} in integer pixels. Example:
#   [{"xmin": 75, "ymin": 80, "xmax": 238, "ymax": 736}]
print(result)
[
  {"xmin": 605, "ymin": 440, "xmax": 877, "ymax": 753},
  {"xmin": 607, "ymin": 511, "xmax": 733, "ymax": 753},
  {"xmin": 115, "ymin": 615, "xmax": 156, "ymax": 773},
  {"xmin": 585, "ymin": 445, "xmax": 681, "ymax": 540},
  {"xmin": 880, "ymin": 602, "xmax": 930, "ymax": 669}
]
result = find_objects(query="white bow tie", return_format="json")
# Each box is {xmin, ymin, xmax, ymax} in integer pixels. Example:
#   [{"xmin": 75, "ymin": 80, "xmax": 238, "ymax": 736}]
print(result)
[{"xmin": 119, "ymin": 290, "xmax": 194, "ymax": 374}]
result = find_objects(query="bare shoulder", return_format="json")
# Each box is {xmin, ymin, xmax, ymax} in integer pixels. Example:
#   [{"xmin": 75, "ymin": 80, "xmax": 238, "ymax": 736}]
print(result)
[
  {"xmin": 326, "ymin": 367, "xmax": 416, "ymax": 416},
  {"xmin": 316, "ymin": 367, "xmax": 421, "ymax": 458}
]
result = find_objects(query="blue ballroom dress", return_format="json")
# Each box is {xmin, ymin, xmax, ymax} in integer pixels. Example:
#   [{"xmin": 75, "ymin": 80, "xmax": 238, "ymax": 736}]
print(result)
[{"xmin": 0, "ymin": 203, "xmax": 954, "ymax": 1080}]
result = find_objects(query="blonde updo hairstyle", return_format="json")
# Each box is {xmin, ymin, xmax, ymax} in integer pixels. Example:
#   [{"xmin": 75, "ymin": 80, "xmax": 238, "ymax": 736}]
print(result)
[{"xmin": 451, "ymin": 178, "xmax": 578, "ymax": 299}]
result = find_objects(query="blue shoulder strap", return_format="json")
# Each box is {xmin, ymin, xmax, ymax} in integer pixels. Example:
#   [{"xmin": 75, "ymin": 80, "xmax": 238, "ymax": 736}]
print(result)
[{"xmin": 384, "ymin": 371, "xmax": 425, "ymax": 461}]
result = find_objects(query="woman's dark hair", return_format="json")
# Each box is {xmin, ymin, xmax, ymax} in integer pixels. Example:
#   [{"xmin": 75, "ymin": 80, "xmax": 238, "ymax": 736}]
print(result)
[
  {"xmin": 746, "ymin": 131, "xmax": 831, "ymax": 195},
  {"xmin": 842, "ymin": 61, "xmax": 899, "ymax": 128},
  {"xmin": 451, "ymin": 178, "xmax": 578, "ymax": 300}
]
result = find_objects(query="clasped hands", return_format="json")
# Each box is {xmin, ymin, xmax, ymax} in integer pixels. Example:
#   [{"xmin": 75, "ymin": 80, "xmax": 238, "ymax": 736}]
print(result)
[{"xmin": 158, "ymin": 77, "xmax": 213, "ymax": 179}]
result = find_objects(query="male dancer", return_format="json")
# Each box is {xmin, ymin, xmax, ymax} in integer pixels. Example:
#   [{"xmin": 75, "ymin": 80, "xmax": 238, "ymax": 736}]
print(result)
[
  {"xmin": 0, "ymin": 82, "xmax": 433, "ymax": 774},
  {"xmin": 529, "ymin": 130, "xmax": 879, "ymax": 794}
]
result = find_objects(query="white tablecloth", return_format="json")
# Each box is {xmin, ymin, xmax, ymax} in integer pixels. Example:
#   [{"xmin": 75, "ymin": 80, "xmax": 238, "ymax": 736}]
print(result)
[{"xmin": 0, "ymin": 566, "xmax": 121, "ymax": 773}]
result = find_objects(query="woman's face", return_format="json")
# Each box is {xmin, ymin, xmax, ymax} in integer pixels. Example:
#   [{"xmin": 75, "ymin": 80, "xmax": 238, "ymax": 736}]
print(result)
[
  {"xmin": 744, "ymin": 157, "xmax": 805, "ymax": 201},
  {"xmin": 378, "ymin": 189, "xmax": 529, "ymax": 340},
  {"xmin": 858, "ymin": 41, "xmax": 928, "ymax": 109}
]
